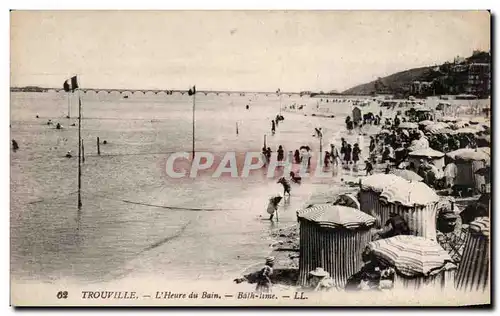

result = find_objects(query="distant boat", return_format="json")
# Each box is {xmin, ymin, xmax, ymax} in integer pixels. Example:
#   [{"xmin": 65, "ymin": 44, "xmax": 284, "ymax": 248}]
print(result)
[{"xmin": 123, "ymin": 95, "xmax": 129, "ymax": 99}]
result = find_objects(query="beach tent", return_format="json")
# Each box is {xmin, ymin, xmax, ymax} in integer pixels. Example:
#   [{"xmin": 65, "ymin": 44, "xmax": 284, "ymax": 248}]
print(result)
[
  {"xmin": 352, "ymin": 107, "xmax": 362, "ymax": 124},
  {"xmin": 365, "ymin": 235, "xmax": 457, "ymax": 291},
  {"xmin": 297, "ymin": 204, "xmax": 375, "ymax": 288},
  {"xmin": 447, "ymin": 148, "xmax": 490, "ymax": 194},
  {"xmin": 408, "ymin": 148, "xmax": 445, "ymax": 170},
  {"xmin": 455, "ymin": 217, "xmax": 489, "ymax": 293},
  {"xmin": 359, "ymin": 174, "xmax": 440, "ymax": 240}
]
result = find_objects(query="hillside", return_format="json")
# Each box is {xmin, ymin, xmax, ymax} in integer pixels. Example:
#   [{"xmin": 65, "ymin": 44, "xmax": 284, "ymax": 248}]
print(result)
[
  {"xmin": 342, "ymin": 50, "xmax": 491, "ymax": 98},
  {"xmin": 342, "ymin": 66, "xmax": 432, "ymax": 95}
]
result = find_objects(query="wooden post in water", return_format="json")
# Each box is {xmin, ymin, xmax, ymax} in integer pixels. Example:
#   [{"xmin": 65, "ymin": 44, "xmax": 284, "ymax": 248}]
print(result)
[
  {"xmin": 97, "ymin": 137, "xmax": 100, "ymax": 155},
  {"xmin": 236, "ymin": 122, "xmax": 239, "ymax": 135},
  {"xmin": 82, "ymin": 141, "xmax": 85, "ymax": 163},
  {"xmin": 264, "ymin": 134, "xmax": 267, "ymax": 149},
  {"xmin": 192, "ymin": 89, "xmax": 196, "ymax": 159},
  {"xmin": 78, "ymin": 92, "xmax": 82, "ymax": 210}
]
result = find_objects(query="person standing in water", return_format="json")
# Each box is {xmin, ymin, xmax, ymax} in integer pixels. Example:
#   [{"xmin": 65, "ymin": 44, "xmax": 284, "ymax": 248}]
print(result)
[
  {"xmin": 12, "ymin": 139, "xmax": 19, "ymax": 151},
  {"xmin": 266, "ymin": 147, "xmax": 272, "ymax": 163},
  {"xmin": 271, "ymin": 120, "xmax": 276, "ymax": 135},
  {"xmin": 294, "ymin": 149, "xmax": 301, "ymax": 164},
  {"xmin": 330, "ymin": 144, "xmax": 339, "ymax": 167},
  {"xmin": 277, "ymin": 145, "xmax": 284, "ymax": 162}
]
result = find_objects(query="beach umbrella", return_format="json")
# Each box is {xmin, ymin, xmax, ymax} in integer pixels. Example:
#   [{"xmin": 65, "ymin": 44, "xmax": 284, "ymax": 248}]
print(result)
[
  {"xmin": 379, "ymin": 180, "xmax": 439, "ymax": 207},
  {"xmin": 455, "ymin": 127, "xmax": 479, "ymax": 135},
  {"xmin": 430, "ymin": 128, "xmax": 456, "ymax": 135},
  {"xmin": 451, "ymin": 121, "xmax": 469, "ymax": 129},
  {"xmin": 366, "ymin": 235, "xmax": 455, "ymax": 277},
  {"xmin": 398, "ymin": 122, "xmax": 419, "ymax": 129},
  {"xmin": 447, "ymin": 148, "xmax": 490, "ymax": 162},
  {"xmin": 424, "ymin": 122, "xmax": 449, "ymax": 132},
  {"xmin": 418, "ymin": 120, "xmax": 434, "ymax": 126},
  {"xmin": 389, "ymin": 169, "xmax": 423, "ymax": 182},
  {"xmin": 408, "ymin": 148, "xmax": 445, "ymax": 158}
]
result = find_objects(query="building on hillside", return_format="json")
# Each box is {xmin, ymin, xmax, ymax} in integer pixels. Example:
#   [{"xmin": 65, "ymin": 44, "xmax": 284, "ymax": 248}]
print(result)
[{"xmin": 466, "ymin": 63, "xmax": 490, "ymax": 97}]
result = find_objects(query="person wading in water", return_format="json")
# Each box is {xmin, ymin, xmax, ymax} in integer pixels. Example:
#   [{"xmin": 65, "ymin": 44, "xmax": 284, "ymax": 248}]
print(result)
[{"xmin": 277, "ymin": 145, "xmax": 284, "ymax": 162}]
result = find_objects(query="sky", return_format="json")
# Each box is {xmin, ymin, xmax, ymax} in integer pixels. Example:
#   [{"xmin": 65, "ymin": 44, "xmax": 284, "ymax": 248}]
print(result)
[{"xmin": 10, "ymin": 10, "xmax": 491, "ymax": 92}]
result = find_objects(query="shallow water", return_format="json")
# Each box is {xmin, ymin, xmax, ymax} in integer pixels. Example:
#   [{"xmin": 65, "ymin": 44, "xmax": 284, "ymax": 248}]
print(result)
[{"xmin": 10, "ymin": 91, "xmax": 392, "ymax": 283}]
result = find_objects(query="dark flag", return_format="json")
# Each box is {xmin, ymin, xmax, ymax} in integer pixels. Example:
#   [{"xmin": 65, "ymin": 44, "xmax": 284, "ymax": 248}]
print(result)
[
  {"xmin": 188, "ymin": 85, "xmax": 196, "ymax": 96},
  {"xmin": 71, "ymin": 76, "xmax": 79, "ymax": 91},
  {"xmin": 63, "ymin": 75, "xmax": 79, "ymax": 92}
]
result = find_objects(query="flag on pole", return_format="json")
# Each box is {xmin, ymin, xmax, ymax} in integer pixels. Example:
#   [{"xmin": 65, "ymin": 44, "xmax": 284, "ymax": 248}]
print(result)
[
  {"xmin": 188, "ymin": 85, "xmax": 196, "ymax": 96},
  {"xmin": 63, "ymin": 75, "xmax": 79, "ymax": 92}
]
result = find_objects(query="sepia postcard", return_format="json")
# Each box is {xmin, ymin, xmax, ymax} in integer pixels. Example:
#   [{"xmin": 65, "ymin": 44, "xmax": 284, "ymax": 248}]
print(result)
[{"xmin": 10, "ymin": 10, "xmax": 491, "ymax": 306}]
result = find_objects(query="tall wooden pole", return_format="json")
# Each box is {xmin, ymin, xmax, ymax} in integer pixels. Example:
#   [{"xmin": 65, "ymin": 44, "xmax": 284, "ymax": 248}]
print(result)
[
  {"xmin": 78, "ymin": 91, "xmax": 82, "ymax": 210},
  {"xmin": 279, "ymin": 91, "xmax": 282, "ymax": 116},
  {"xmin": 192, "ymin": 91, "xmax": 196, "ymax": 159},
  {"xmin": 319, "ymin": 132, "xmax": 323, "ymax": 166},
  {"xmin": 67, "ymin": 92, "xmax": 71, "ymax": 118}
]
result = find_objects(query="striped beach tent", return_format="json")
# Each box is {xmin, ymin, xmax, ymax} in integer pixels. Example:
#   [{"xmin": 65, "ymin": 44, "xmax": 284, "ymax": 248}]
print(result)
[
  {"xmin": 359, "ymin": 174, "xmax": 439, "ymax": 240},
  {"xmin": 379, "ymin": 180, "xmax": 440, "ymax": 240},
  {"xmin": 447, "ymin": 148, "xmax": 490, "ymax": 193},
  {"xmin": 408, "ymin": 148, "xmax": 445, "ymax": 170},
  {"xmin": 297, "ymin": 204, "xmax": 375, "ymax": 289},
  {"xmin": 366, "ymin": 235, "xmax": 457, "ymax": 291},
  {"xmin": 455, "ymin": 217, "xmax": 490, "ymax": 293}
]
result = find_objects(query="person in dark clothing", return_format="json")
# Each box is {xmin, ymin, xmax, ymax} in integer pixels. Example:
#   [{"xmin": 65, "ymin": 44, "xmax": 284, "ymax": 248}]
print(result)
[
  {"xmin": 294, "ymin": 149, "xmax": 301, "ymax": 164},
  {"xmin": 347, "ymin": 120, "xmax": 354, "ymax": 132},
  {"xmin": 344, "ymin": 144, "xmax": 352, "ymax": 164},
  {"xmin": 385, "ymin": 164, "xmax": 391, "ymax": 174},
  {"xmin": 377, "ymin": 214, "xmax": 410, "ymax": 239},
  {"xmin": 290, "ymin": 171, "xmax": 302, "ymax": 185},
  {"xmin": 365, "ymin": 160, "xmax": 374, "ymax": 175},
  {"xmin": 271, "ymin": 120, "xmax": 276, "ymax": 135},
  {"xmin": 324, "ymin": 151, "xmax": 330, "ymax": 168},
  {"xmin": 369, "ymin": 137, "xmax": 375, "ymax": 153},
  {"xmin": 352, "ymin": 143, "xmax": 361, "ymax": 165},
  {"xmin": 277, "ymin": 145, "xmax": 284, "ymax": 162},
  {"xmin": 394, "ymin": 115, "xmax": 400, "ymax": 128},
  {"xmin": 266, "ymin": 147, "xmax": 272, "ymax": 162},
  {"xmin": 379, "ymin": 110, "xmax": 383, "ymax": 117},
  {"xmin": 262, "ymin": 147, "xmax": 268, "ymax": 164},
  {"xmin": 12, "ymin": 139, "xmax": 19, "ymax": 151}
]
